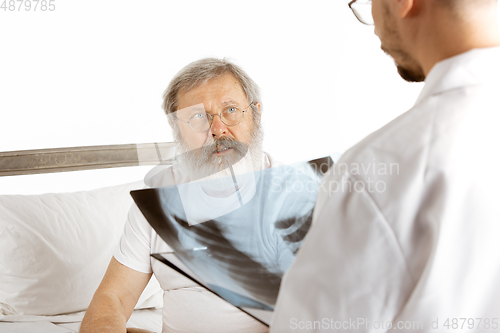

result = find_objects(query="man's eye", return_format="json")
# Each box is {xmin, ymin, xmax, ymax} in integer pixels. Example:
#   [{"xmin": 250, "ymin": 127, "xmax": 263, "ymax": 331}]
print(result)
[
  {"xmin": 225, "ymin": 107, "xmax": 237, "ymax": 114},
  {"xmin": 192, "ymin": 113, "xmax": 206, "ymax": 120}
]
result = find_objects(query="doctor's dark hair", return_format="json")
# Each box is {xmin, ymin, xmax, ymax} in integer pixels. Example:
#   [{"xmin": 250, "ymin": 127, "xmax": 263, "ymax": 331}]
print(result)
[{"xmin": 162, "ymin": 58, "xmax": 262, "ymax": 126}]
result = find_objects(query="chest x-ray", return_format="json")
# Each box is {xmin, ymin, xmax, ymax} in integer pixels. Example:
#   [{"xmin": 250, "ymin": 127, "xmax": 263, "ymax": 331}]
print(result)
[{"xmin": 131, "ymin": 156, "xmax": 332, "ymax": 324}]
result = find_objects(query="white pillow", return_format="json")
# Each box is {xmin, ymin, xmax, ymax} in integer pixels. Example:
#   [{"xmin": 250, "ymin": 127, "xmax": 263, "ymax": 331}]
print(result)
[{"xmin": 0, "ymin": 181, "xmax": 162, "ymax": 316}]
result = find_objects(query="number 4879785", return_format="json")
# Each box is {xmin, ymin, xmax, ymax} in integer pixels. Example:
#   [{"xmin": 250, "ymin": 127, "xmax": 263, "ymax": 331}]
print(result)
[{"xmin": 1, "ymin": 0, "xmax": 56, "ymax": 11}]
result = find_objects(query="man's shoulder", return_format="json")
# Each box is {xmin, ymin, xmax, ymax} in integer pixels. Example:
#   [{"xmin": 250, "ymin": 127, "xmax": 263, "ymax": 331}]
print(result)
[
  {"xmin": 143, "ymin": 163, "xmax": 176, "ymax": 188},
  {"xmin": 340, "ymin": 104, "xmax": 433, "ymax": 166},
  {"xmin": 337, "ymin": 78, "xmax": 500, "ymax": 187},
  {"xmin": 345, "ymin": 48, "xmax": 500, "ymax": 167}
]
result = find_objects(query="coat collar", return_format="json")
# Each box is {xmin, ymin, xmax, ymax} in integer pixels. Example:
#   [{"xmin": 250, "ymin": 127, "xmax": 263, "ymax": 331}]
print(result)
[{"xmin": 414, "ymin": 46, "xmax": 500, "ymax": 106}]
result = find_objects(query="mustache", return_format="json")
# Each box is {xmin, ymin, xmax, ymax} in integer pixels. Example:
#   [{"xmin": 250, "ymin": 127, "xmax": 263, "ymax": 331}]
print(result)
[
  {"xmin": 202, "ymin": 137, "xmax": 247, "ymax": 156},
  {"xmin": 177, "ymin": 137, "xmax": 248, "ymax": 181}
]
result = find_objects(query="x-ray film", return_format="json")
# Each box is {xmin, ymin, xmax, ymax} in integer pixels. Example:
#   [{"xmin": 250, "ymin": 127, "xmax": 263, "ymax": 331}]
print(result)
[{"xmin": 130, "ymin": 156, "xmax": 333, "ymax": 325}]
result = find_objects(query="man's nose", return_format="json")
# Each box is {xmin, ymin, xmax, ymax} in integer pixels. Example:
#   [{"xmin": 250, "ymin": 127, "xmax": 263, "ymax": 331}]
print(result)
[{"xmin": 210, "ymin": 114, "xmax": 228, "ymax": 138}]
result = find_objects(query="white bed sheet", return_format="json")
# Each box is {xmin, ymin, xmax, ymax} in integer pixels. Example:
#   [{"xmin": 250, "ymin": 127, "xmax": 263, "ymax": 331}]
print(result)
[{"xmin": 0, "ymin": 308, "xmax": 163, "ymax": 333}]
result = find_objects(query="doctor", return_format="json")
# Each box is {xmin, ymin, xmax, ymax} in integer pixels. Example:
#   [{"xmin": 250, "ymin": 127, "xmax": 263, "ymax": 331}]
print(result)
[{"xmin": 271, "ymin": 0, "xmax": 500, "ymax": 332}]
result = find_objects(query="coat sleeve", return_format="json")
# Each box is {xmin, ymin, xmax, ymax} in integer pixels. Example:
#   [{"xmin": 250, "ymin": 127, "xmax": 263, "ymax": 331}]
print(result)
[{"xmin": 270, "ymin": 171, "xmax": 415, "ymax": 332}]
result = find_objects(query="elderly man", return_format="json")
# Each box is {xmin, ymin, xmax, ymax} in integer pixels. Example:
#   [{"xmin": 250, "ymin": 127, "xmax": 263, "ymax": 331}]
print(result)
[
  {"xmin": 80, "ymin": 58, "xmax": 272, "ymax": 333},
  {"xmin": 81, "ymin": 58, "xmax": 320, "ymax": 333},
  {"xmin": 271, "ymin": 0, "xmax": 500, "ymax": 332}
]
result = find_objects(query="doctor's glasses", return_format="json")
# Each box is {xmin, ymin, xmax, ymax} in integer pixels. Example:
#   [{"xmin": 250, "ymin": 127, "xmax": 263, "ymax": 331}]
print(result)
[{"xmin": 348, "ymin": 0, "xmax": 374, "ymax": 26}]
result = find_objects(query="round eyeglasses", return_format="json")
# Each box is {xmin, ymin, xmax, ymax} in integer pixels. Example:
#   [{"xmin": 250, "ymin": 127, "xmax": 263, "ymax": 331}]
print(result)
[
  {"xmin": 177, "ymin": 103, "xmax": 254, "ymax": 132},
  {"xmin": 348, "ymin": 0, "xmax": 374, "ymax": 26}
]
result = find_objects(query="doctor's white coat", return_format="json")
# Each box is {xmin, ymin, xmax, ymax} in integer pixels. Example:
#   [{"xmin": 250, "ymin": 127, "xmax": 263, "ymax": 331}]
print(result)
[{"xmin": 271, "ymin": 47, "xmax": 500, "ymax": 333}]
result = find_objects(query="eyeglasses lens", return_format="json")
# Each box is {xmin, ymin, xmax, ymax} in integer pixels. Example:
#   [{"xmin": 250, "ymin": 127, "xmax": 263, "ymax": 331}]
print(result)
[
  {"xmin": 188, "ymin": 107, "xmax": 244, "ymax": 132},
  {"xmin": 352, "ymin": 1, "xmax": 373, "ymax": 25}
]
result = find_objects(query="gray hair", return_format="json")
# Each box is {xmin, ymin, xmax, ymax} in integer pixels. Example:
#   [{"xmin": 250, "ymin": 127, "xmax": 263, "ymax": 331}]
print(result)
[{"xmin": 162, "ymin": 58, "xmax": 262, "ymax": 126}]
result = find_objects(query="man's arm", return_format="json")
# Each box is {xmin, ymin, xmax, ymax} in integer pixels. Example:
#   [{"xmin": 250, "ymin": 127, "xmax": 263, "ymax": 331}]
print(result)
[
  {"xmin": 271, "ymin": 173, "xmax": 414, "ymax": 332},
  {"xmin": 80, "ymin": 257, "xmax": 152, "ymax": 333}
]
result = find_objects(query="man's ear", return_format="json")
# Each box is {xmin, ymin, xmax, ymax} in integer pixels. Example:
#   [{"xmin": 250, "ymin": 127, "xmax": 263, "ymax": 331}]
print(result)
[
  {"xmin": 253, "ymin": 102, "xmax": 262, "ymax": 123},
  {"xmin": 397, "ymin": 0, "xmax": 416, "ymax": 19}
]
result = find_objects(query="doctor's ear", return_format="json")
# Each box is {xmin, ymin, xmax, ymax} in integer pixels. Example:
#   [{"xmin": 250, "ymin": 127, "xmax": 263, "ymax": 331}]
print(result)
[{"xmin": 397, "ymin": 0, "xmax": 416, "ymax": 19}]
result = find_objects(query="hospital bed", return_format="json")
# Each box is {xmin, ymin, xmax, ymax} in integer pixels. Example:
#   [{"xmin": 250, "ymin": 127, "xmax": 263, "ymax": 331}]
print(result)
[{"xmin": 0, "ymin": 142, "xmax": 175, "ymax": 333}]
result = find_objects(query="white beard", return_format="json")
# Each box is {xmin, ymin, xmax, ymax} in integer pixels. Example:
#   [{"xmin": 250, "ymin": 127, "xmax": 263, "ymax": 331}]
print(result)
[{"xmin": 173, "ymin": 123, "xmax": 264, "ymax": 186}]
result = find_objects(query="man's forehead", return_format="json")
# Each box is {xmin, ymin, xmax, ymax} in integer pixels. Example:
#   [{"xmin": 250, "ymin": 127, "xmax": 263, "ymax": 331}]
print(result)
[
  {"xmin": 220, "ymin": 99, "xmax": 244, "ymax": 106},
  {"xmin": 177, "ymin": 74, "xmax": 246, "ymax": 103}
]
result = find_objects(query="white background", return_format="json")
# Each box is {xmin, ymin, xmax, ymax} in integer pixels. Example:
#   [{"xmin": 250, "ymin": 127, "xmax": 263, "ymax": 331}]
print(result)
[{"xmin": 2, "ymin": 0, "xmax": 495, "ymax": 193}]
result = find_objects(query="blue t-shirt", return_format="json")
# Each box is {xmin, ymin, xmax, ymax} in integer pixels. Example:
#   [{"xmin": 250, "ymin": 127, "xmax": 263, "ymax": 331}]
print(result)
[{"xmin": 131, "ymin": 158, "xmax": 328, "ymax": 309}]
